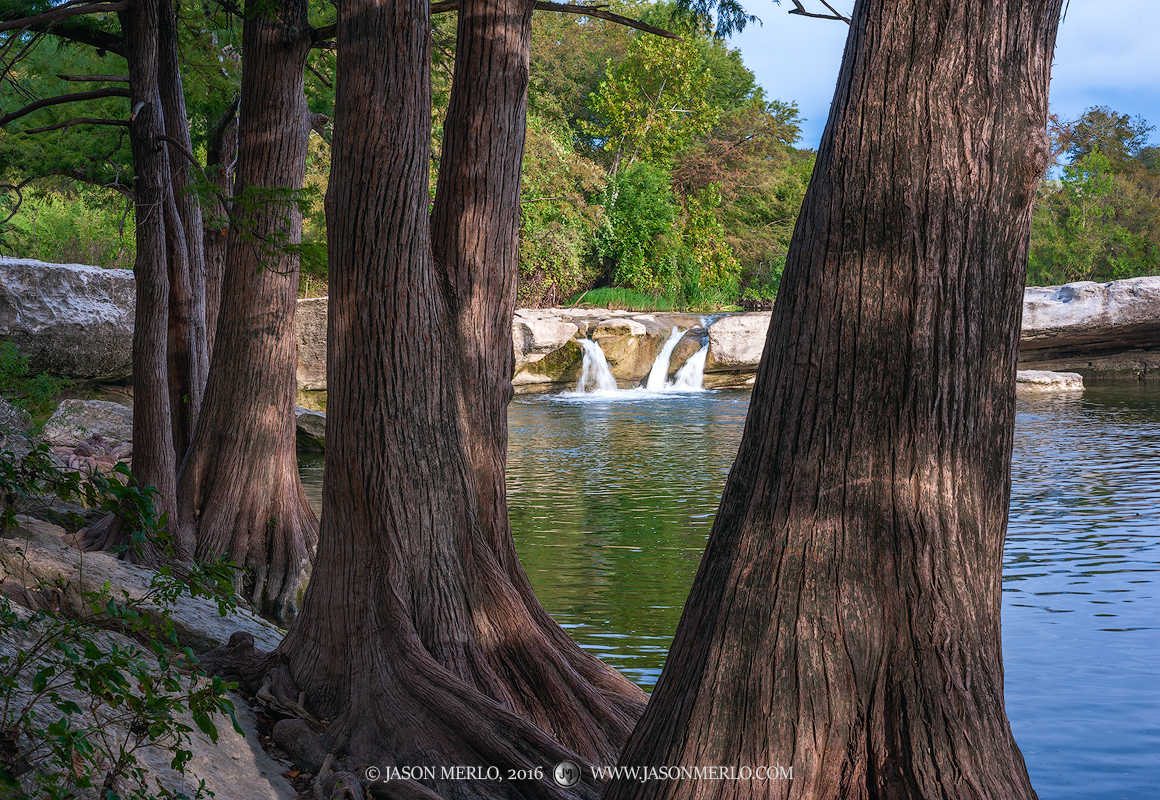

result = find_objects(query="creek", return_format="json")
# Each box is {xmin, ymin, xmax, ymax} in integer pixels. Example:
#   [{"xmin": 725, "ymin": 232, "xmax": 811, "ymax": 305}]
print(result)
[{"xmin": 299, "ymin": 382, "xmax": 1160, "ymax": 799}]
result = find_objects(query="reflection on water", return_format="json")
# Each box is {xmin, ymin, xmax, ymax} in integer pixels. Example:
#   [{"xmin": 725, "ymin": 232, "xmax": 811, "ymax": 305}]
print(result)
[
  {"xmin": 506, "ymin": 391, "xmax": 749, "ymax": 687},
  {"xmin": 299, "ymin": 384, "xmax": 1160, "ymax": 799},
  {"xmin": 1003, "ymin": 386, "xmax": 1160, "ymax": 800}
]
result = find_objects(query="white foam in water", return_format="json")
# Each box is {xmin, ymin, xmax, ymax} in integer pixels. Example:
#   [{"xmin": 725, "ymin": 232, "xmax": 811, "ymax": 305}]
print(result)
[
  {"xmin": 672, "ymin": 343, "xmax": 708, "ymax": 390},
  {"xmin": 646, "ymin": 327, "xmax": 685, "ymax": 391},
  {"xmin": 564, "ymin": 334, "xmax": 709, "ymax": 399},
  {"xmin": 575, "ymin": 338, "xmax": 619, "ymax": 393}
]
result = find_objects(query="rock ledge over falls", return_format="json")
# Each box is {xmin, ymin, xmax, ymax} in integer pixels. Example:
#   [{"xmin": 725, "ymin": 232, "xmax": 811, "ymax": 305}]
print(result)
[{"xmin": 3, "ymin": 259, "xmax": 1159, "ymax": 392}]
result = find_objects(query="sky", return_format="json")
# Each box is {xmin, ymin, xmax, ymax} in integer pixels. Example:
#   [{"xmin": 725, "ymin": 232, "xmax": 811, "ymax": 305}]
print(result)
[{"xmin": 727, "ymin": 0, "xmax": 1160, "ymax": 152}]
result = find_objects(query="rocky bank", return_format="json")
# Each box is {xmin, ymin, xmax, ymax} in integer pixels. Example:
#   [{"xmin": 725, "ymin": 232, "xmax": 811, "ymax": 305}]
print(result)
[{"xmin": 3, "ymin": 258, "xmax": 1158, "ymax": 395}]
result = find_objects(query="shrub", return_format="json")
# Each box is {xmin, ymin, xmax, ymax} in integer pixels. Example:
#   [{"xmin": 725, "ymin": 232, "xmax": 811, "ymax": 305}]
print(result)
[{"xmin": 0, "ymin": 447, "xmax": 240, "ymax": 799}]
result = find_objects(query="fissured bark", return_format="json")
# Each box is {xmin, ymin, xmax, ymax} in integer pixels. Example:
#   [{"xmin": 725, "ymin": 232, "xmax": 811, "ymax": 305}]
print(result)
[
  {"xmin": 604, "ymin": 2, "xmax": 1061, "ymax": 799},
  {"xmin": 177, "ymin": 0, "xmax": 317, "ymax": 622},
  {"xmin": 211, "ymin": 1, "xmax": 644, "ymax": 797}
]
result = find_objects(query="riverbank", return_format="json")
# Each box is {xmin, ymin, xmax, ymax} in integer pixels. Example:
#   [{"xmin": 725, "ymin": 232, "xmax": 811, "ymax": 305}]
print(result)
[{"xmin": 2, "ymin": 258, "xmax": 1157, "ymax": 399}]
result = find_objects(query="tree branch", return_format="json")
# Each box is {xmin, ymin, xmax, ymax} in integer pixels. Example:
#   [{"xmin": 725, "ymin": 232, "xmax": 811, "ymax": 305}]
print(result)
[
  {"xmin": 532, "ymin": 2, "xmax": 680, "ymax": 38},
  {"xmin": 310, "ymin": 0, "xmax": 680, "ymax": 44},
  {"xmin": 23, "ymin": 116, "xmax": 129, "ymax": 134},
  {"xmin": 787, "ymin": 0, "xmax": 850, "ymax": 23},
  {"xmin": 55, "ymin": 73, "xmax": 130, "ymax": 82},
  {"xmin": 0, "ymin": 87, "xmax": 130, "ymax": 127},
  {"xmin": 14, "ymin": 19, "xmax": 125, "ymax": 56},
  {"xmin": 422, "ymin": 0, "xmax": 681, "ymax": 38},
  {"xmin": 0, "ymin": 0, "xmax": 128, "ymax": 33}
]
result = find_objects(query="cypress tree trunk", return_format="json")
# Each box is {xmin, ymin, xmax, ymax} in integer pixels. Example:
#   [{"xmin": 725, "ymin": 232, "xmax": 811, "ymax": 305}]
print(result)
[
  {"xmin": 205, "ymin": 1, "xmax": 644, "ymax": 797},
  {"xmin": 158, "ymin": 0, "xmax": 209, "ymax": 430},
  {"xmin": 203, "ymin": 98, "xmax": 239, "ymax": 360},
  {"xmin": 431, "ymin": 0, "xmax": 647, "ymax": 744},
  {"xmin": 176, "ymin": 0, "xmax": 317, "ymax": 622},
  {"xmin": 85, "ymin": 0, "xmax": 180, "ymax": 560},
  {"xmin": 604, "ymin": 2, "xmax": 1061, "ymax": 799}
]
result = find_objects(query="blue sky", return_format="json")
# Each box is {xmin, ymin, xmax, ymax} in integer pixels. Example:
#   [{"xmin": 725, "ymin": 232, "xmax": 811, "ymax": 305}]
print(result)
[{"xmin": 728, "ymin": 0, "xmax": 1160, "ymax": 152}]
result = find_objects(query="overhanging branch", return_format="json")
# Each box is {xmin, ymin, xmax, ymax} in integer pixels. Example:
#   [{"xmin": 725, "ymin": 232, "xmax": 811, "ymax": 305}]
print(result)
[
  {"xmin": 56, "ymin": 73, "xmax": 130, "ymax": 82},
  {"xmin": 23, "ymin": 116, "xmax": 129, "ymax": 134},
  {"xmin": 15, "ymin": 19, "xmax": 125, "ymax": 56},
  {"xmin": 531, "ymin": 2, "xmax": 680, "ymax": 38},
  {"xmin": 311, "ymin": 0, "xmax": 680, "ymax": 44},
  {"xmin": 0, "ymin": 87, "xmax": 130, "ymax": 127},
  {"xmin": 0, "ymin": 0, "xmax": 128, "ymax": 33},
  {"xmin": 788, "ymin": 0, "xmax": 850, "ymax": 23}
]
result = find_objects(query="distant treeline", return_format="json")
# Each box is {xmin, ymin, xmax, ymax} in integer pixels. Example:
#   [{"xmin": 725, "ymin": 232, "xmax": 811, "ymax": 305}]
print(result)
[{"xmin": 2, "ymin": 3, "xmax": 1157, "ymax": 309}]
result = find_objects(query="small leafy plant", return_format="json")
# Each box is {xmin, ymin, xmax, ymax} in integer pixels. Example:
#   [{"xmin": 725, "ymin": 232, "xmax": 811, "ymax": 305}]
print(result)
[
  {"xmin": 0, "ymin": 342, "xmax": 71, "ymax": 430},
  {"xmin": 0, "ymin": 445, "xmax": 241, "ymax": 799}
]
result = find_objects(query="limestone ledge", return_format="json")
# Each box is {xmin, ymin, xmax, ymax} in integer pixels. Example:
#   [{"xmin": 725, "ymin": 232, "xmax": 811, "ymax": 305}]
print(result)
[{"xmin": 2, "ymin": 259, "xmax": 1157, "ymax": 390}]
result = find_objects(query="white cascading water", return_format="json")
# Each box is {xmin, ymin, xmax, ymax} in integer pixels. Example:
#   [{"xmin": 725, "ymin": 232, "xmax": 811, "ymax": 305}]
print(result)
[
  {"xmin": 671, "ymin": 343, "xmax": 709, "ymax": 390},
  {"xmin": 575, "ymin": 338, "xmax": 619, "ymax": 392},
  {"xmin": 569, "ymin": 334, "xmax": 708, "ymax": 395},
  {"xmin": 645, "ymin": 327, "xmax": 685, "ymax": 391}
]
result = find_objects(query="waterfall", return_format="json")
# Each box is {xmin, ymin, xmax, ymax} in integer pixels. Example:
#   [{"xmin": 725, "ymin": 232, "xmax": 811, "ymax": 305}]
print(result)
[
  {"xmin": 575, "ymin": 338, "xmax": 619, "ymax": 392},
  {"xmin": 567, "ymin": 335, "xmax": 707, "ymax": 396},
  {"xmin": 645, "ymin": 327, "xmax": 684, "ymax": 391},
  {"xmin": 672, "ymin": 343, "xmax": 708, "ymax": 390}
]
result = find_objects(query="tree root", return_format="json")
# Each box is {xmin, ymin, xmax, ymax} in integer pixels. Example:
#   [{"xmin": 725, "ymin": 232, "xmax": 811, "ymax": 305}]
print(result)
[{"xmin": 201, "ymin": 631, "xmax": 613, "ymax": 800}]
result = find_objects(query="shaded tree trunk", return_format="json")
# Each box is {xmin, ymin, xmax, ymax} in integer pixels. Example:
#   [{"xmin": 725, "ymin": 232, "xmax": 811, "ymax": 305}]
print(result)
[
  {"xmin": 202, "ymin": 97, "xmax": 239, "ymax": 360},
  {"xmin": 177, "ymin": 0, "xmax": 317, "ymax": 622},
  {"xmin": 604, "ymin": 2, "xmax": 1061, "ymax": 799},
  {"xmin": 203, "ymin": 0, "xmax": 644, "ymax": 797},
  {"xmin": 432, "ymin": 0, "xmax": 646, "ymax": 756},
  {"xmin": 158, "ymin": 0, "xmax": 209, "ymax": 428},
  {"xmin": 85, "ymin": 0, "xmax": 179, "ymax": 559}
]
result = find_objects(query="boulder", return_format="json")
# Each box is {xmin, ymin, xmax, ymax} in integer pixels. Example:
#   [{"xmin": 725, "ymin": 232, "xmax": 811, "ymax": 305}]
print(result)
[
  {"xmin": 705, "ymin": 312, "xmax": 771, "ymax": 371},
  {"xmin": 1018, "ymin": 278, "xmax": 1160, "ymax": 381},
  {"xmin": 0, "ymin": 515, "xmax": 285, "ymax": 652},
  {"xmin": 1021, "ymin": 277, "xmax": 1160, "ymax": 351},
  {"xmin": 41, "ymin": 399, "xmax": 133, "ymax": 447},
  {"xmin": 295, "ymin": 296, "xmax": 327, "ymax": 392},
  {"xmin": 295, "ymin": 405, "xmax": 326, "ymax": 451},
  {"xmin": 1015, "ymin": 370, "xmax": 1084, "ymax": 392},
  {"xmin": 0, "ymin": 257, "xmax": 135, "ymax": 381},
  {"xmin": 512, "ymin": 311, "xmax": 581, "ymax": 372},
  {"xmin": 512, "ymin": 338, "xmax": 584, "ymax": 389},
  {"xmin": 0, "ymin": 517, "xmax": 293, "ymax": 800}
]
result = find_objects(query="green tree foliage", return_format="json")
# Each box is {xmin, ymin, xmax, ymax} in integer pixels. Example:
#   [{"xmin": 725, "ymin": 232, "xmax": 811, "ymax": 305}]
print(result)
[
  {"xmin": 0, "ymin": 180, "xmax": 134, "ymax": 269},
  {"xmin": 518, "ymin": 111, "xmax": 606, "ymax": 306},
  {"xmin": 1029, "ymin": 106, "xmax": 1160, "ymax": 286},
  {"xmin": 596, "ymin": 160, "xmax": 681, "ymax": 295},
  {"xmin": 586, "ymin": 22, "xmax": 717, "ymax": 174},
  {"xmin": 680, "ymin": 182, "xmax": 737, "ymax": 298},
  {"xmin": 521, "ymin": 1, "xmax": 812, "ymax": 308}
]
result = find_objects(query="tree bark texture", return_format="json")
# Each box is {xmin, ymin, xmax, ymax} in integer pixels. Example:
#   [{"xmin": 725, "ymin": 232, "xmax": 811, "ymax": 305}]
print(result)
[
  {"xmin": 177, "ymin": 0, "xmax": 317, "ymax": 622},
  {"xmin": 157, "ymin": 0, "xmax": 208, "ymax": 459},
  {"xmin": 251, "ymin": 1, "xmax": 644, "ymax": 797},
  {"xmin": 604, "ymin": 2, "xmax": 1061, "ymax": 799},
  {"xmin": 203, "ymin": 97, "xmax": 240, "ymax": 360},
  {"xmin": 86, "ymin": 0, "xmax": 179, "ymax": 559},
  {"xmin": 432, "ymin": 0, "xmax": 647, "ymax": 758}
]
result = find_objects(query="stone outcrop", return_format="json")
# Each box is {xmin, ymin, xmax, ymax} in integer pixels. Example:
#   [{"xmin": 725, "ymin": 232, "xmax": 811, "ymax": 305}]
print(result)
[
  {"xmin": 295, "ymin": 405, "xmax": 326, "ymax": 451},
  {"xmin": 3, "ymin": 257, "xmax": 1157, "ymax": 390},
  {"xmin": 295, "ymin": 296, "xmax": 327, "ymax": 392},
  {"xmin": 0, "ymin": 515, "xmax": 293, "ymax": 800},
  {"xmin": 41, "ymin": 398, "xmax": 134, "ymax": 447},
  {"xmin": 1019, "ymin": 277, "xmax": 1160, "ymax": 380},
  {"xmin": 1015, "ymin": 370, "xmax": 1084, "ymax": 392},
  {"xmin": 0, "ymin": 257, "xmax": 134, "ymax": 381}
]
